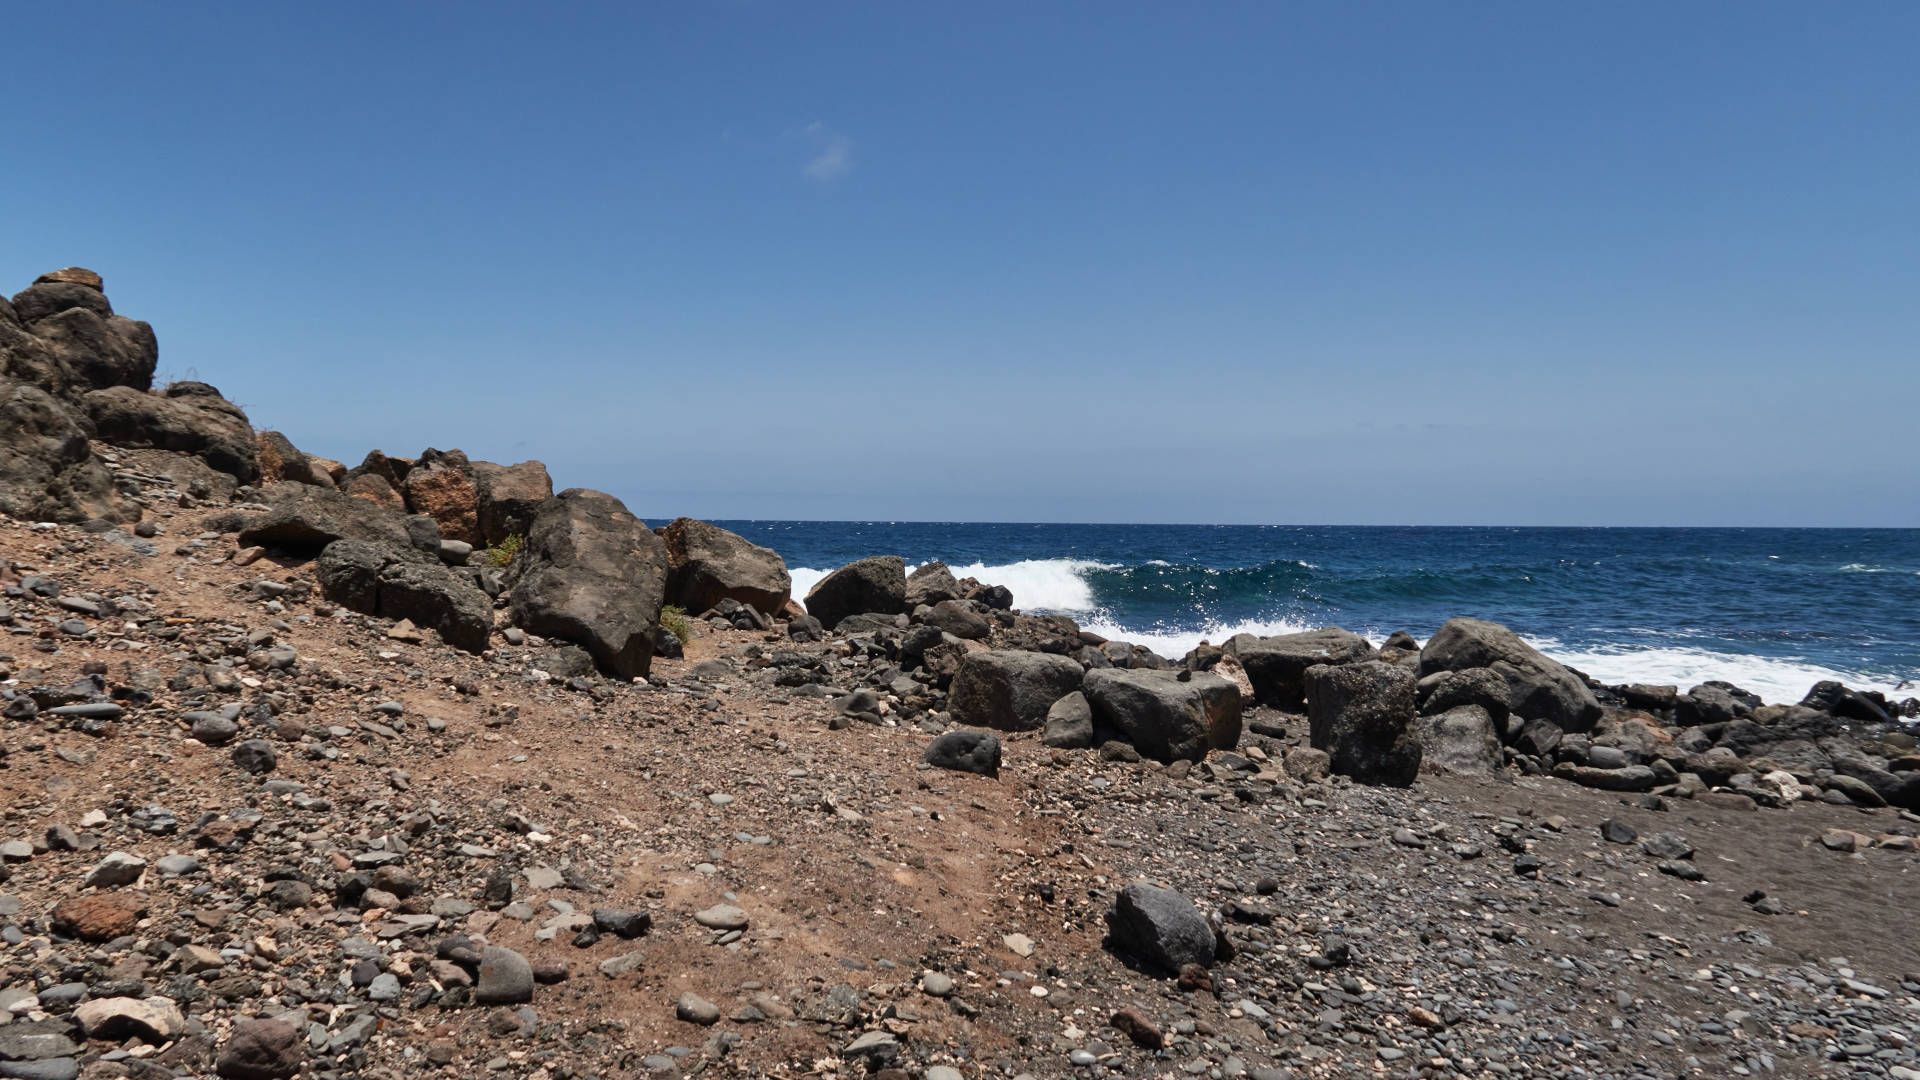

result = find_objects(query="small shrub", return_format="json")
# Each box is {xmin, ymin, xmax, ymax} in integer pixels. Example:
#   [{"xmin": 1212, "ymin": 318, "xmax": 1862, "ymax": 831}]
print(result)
[
  {"xmin": 482, "ymin": 533, "xmax": 525, "ymax": 568},
  {"xmin": 659, "ymin": 604, "xmax": 693, "ymax": 645}
]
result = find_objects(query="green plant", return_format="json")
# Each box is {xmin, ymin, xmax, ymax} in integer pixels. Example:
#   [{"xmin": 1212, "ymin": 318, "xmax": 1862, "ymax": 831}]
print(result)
[
  {"xmin": 659, "ymin": 604, "xmax": 693, "ymax": 645},
  {"xmin": 482, "ymin": 532, "xmax": 525, "ymax": 568}
]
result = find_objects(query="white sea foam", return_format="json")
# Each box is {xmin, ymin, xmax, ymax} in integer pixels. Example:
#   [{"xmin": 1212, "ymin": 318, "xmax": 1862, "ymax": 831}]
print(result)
[
  {"xmin": 1079, "ymin": 616, "xmax": 1322, "ymax": 660},
  {"xmin": 786, "ymin": 558, "xmax": 1118, "ymax": 613},
  {"xmin": 1521, "ymin": 638, "xmax": 1916, "ymax": 706}
]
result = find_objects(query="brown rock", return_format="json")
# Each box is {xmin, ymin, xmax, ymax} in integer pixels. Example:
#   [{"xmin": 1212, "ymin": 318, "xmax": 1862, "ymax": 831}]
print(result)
[
  {"xmin": 35, "ymin": 267, "xmax": 105, "ymax": 290},
  {"xmin": 216, "ymin": 1017, "xmax": 303, "ymax": 1080},
  {"xmin": 471, "ymin": 458, "xmax": 553, "ymax": 545},
  {"xmin": 310, "ymin": 456, "xmax": 347, "ymax": 483},
  {"xmin": 51, "ymin": 891, "xmax": 147, "ymax": 940},
  {"xmin": 1820, "ymin": 829, "xmax": 1873, "ymax": 853},
  {"xmin": 1176, "ymin": 963, "xmax": 1212, "ymax": 992},
  {"xmin": 1110, "ymin": 1006, "xmax": 1165, "ymax": 1048},
  {"xmin": 342, "ymin": 472, "xmax": 405, "ymax": 512},
  {"xmin": 403, "ymin": 448, "xmax": 481, "ymax": 545}
]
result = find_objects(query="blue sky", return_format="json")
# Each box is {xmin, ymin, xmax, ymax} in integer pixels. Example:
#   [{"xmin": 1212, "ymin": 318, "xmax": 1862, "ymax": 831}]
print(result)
[{"xmin": 6, "ymin": 3, "xmax": 1916, "ymax": 525}]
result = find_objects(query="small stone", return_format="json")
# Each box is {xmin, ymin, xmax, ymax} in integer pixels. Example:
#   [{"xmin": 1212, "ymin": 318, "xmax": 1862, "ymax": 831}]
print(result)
[
  {"xmin": 84, "ymin": 851, "xmax": 147, "ymax": 889},
  {"xmin": 593, "ymin": 908, "xmax": 652, "ymax": 938},
  {"xmin": 1599, "ymin": 819, "xmax": 1637, "ymax": 844},
  {"xmin": 186, "ymin": 711, "xmax": 240, "ymax": 745},
  {"xmin": 921, "ymin": 971, "xmax": 954, "ymax": 997},
  {"xmin": 474, "ymin": 946, "xmax": 534, "ymax": 1004},
  {"xmin": 230, "ymin": 739, "xmax": 277, "ymax": 775},
  {"xmin": 675, "ymin": 992, "xmax": 721, "ymax": 1025},
  {"xmin": 693, "ymin": 904, "xmax": 748, "ymax": 930},
  {"xmin": 216, "ymin": 1017, "xmax": 303, "ymax": 1079},
  {"xmin": 72, "ymin": 996, "xmax": 185, "ymax": 1043},
  {"xmin": 1111, "ymin": 1005, "xmax": 1165, "ymax": 1048}
]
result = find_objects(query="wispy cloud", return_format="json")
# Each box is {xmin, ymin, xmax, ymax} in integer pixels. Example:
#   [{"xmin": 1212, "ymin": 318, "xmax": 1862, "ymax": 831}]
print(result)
[{"xmin": 798, "ymin": 121, "xmax": 853, "ymax": 182}]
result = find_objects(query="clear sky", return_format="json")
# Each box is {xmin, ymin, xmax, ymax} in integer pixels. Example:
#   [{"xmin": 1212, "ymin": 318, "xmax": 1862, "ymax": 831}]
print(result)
[{"xmin": 6, "ymin": 3, "xmax": 1916, "ymax": 526}]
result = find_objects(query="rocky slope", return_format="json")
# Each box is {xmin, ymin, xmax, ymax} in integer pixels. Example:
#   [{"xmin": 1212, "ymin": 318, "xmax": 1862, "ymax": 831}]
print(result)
[{"xmin": 0, "ymin": 268, "xmax": 1917, "ymax": 1080}]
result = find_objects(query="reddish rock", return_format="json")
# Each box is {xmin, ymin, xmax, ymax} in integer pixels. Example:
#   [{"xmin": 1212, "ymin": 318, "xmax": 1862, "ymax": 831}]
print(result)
[
  {"xmin": 403, "ymin": 448, "xmax": 481, "ymax": 545},
  {"xmin": 50, "ymin": 891, "xmax": 146, "ymax": 940}
]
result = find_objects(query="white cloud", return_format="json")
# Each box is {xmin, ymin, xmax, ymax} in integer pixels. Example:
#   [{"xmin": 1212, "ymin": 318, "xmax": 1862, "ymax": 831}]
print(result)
[{"xmin": 799, "ymin": 121, "xmax": 853, "ymax": 182}]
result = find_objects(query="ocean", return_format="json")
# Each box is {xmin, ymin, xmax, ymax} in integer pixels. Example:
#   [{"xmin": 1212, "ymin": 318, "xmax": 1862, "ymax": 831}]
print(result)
[{"xmin": 706, "ymin": 522, "xmax": 1920, "ymax": 707}]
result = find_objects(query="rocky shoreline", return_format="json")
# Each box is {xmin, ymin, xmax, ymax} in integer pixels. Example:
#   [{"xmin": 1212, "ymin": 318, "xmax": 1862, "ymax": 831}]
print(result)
[{"xmin": 2, "ymin": 268, "xmax": 1918, "ymax": 1079}]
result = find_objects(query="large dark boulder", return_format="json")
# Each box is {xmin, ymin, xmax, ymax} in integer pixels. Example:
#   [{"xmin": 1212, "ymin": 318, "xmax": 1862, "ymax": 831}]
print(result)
[
  {"xmin": 508, "ymin": 488, "xmax": 667, "ymax": 679},
  {"xmin": 0, "ymin": 378, "xmax": 139, "ymax": 523},
  {"xmin": 1106, "ymin": 883, "xmax": 1215, "ymax": 974},
  {"xmin": 1411, "ymin": 705, "xmax": 1503, "ymax": 776},
  {"xmin": 1419, "ymin": 618, "xmax": 1600, "ymax": 733},
  {"xmin": 803, "ymin": 555, "xmax": 907, "ymax": 629},
  {"xmin": 1083, "ymin": 668, "xmax": 1242, "ymax": 763},
  {"xmin": 237, "ymin": 485, "xmax": 414, "ymax": 554},
  {"xmin": 82, "ymin": 383, "xmax": 261, "ymax": 483},
  {"xmin": 471, "ymin": 459, "xmax": 553, "ymax": 545},
  {"xmin": 948, "ymin": 650, "xmax": 1084, "ymax": 731},
  {"xmin": 1304, "ymin": 660, "xmax": 1422, "ymax": 786},
  {"xmin": 659, "ymin": 517, "xmax": 791, "ymax": 615},
  {"xmin": 29, "ymin": 306, "xmax": 157, "ymax": 395},
  {"xmin": 1225, "ymin": 628, "xmax": 1373, "ymax": 710},
  {"xmin": 316, "ymin": 540, "xmax": 492, "ymax": 653}
]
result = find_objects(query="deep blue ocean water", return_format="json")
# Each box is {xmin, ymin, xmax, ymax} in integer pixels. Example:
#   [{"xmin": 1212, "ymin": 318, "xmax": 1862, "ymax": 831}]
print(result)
[{"xmin": 709, "ymin": 522, "xmax": 1920, "ymax": 706}]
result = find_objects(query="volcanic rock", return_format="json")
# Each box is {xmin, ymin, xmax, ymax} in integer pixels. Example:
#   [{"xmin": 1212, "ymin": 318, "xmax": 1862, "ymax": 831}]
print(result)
[
  {"xmin": 509, "ymin": 488, "xmax": 667, "ymax": 679},
  {"xmin": 660, "ymin": 517, "xmax": 791, "ymax": 615},
  {"xmin": 948, "ymin": 650, "xmax": 1083, "ymax": 731}
]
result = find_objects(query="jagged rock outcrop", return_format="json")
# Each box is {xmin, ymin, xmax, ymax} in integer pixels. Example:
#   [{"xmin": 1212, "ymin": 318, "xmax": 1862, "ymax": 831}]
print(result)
[
  {"xmin": 8, "ymin": 270, "xmax": 157, "ymax": 396},
  {"xmin": 0, "ymin": 268, "xmax": 178, "ymax": 522},
  {"xmin": 508, "ymin": 488, "xmax": 667, "ymax": 679},
  {"xmin": 659, "ymin": 517, "xmax": 791, "ymax": 615}
]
